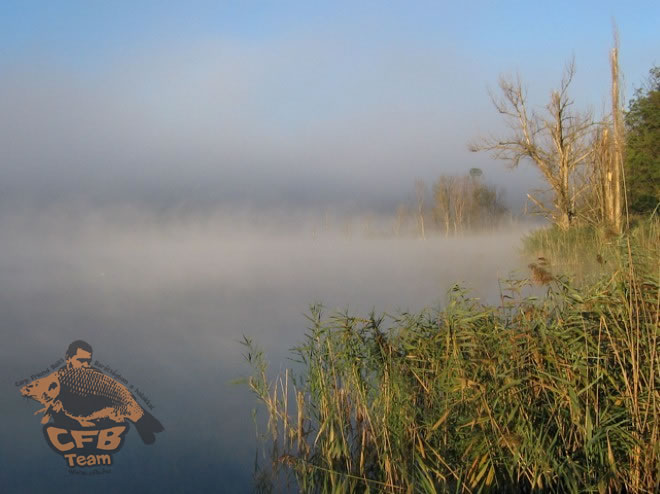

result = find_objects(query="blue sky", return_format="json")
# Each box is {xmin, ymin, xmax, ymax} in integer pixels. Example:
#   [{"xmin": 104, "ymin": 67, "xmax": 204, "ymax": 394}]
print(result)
[
  {"xmin": 3, "ymin": 1, "xmax": 656, "ymax": 75},
  {"xmin": 1, "ymin": 1, "xmax": 658, "ymax": 211}
]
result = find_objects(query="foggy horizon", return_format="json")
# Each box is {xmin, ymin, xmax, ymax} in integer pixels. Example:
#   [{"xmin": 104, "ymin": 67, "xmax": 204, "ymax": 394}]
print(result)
[{"xmin": 2, "ymin": 3, "xmax": 657, "ymax": 215}]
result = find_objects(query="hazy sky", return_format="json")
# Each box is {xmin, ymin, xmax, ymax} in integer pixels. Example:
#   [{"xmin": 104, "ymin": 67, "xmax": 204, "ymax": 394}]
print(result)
[{"xmin": 1, "ymin": 1, "xmax": 658, "ymax": 212}]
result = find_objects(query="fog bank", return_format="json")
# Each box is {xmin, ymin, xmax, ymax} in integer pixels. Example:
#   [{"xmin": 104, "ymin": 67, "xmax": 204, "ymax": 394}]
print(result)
[{"xmin": 1, "ymin": 209, "xmax": 530, "ymax": 491}]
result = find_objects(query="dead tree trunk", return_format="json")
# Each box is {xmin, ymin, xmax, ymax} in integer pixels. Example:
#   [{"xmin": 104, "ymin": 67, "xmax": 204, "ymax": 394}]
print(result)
[
  {"xmin": 470, "ymin": 60, "xmax": 592, "ymax": 230},
  {"xmin": 433, "ymin": 176, "xmax": 453, "ymax": 237},
  {"xmin": 415, "ymin": 180, "xmax": 426, "ymax": 240},
  {"xmin": 609, "ymin": 36, "xmax": 624, "ymax": 233}
]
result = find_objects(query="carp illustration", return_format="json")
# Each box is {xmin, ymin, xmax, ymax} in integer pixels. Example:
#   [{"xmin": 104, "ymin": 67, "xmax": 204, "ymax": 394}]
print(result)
[{"xmin": 21, "ymin": 366, "xmax": 164, "ymax": 445}]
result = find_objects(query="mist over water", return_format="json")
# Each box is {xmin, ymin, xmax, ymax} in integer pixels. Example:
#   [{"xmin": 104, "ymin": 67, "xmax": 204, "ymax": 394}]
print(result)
[{"xmin": 1, "ymin": 207, "xmax": 530, "ymax": 492}]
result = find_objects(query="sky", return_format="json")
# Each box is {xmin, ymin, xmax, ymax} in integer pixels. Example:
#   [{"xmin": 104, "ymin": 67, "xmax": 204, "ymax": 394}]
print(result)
[{"xmin": 1, "ymin": 1, "xmax": 658, "ymax": 213}]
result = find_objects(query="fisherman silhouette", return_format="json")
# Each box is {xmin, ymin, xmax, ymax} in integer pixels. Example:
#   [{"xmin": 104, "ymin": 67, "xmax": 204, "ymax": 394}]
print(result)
[
  {"xmin": 65, "ymin": 340, "xmax": 93, "ymax": 369},
  {"xmin": 54, "ymin": 340, "xmax": 115, "ymax": 428}
]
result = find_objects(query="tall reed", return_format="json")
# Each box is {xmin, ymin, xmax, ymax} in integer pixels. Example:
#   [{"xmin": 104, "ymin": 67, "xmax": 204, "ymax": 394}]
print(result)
[{"xmin": 245, "ymin": 231, "xmax": 658, "ymax": 493}]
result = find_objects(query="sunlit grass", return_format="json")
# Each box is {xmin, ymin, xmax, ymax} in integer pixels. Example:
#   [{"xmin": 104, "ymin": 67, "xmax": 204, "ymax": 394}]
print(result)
[{"xmin": 521, "ymin": 216, "xmax": 659, "ymax": 282}]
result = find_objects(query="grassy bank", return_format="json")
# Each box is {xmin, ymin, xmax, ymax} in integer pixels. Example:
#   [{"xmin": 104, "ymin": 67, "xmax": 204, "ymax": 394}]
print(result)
[
  {"xmin": 521, "ymin": 216, "xmax": 659, "ymax": 282},
  {"xmin": 245, "ymin": 228, "xmax": 659, "ymax": 493}
]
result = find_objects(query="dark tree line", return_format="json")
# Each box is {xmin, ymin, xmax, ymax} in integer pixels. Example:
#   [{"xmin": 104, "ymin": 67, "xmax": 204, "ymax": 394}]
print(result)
[{"xmin": 625, "ymin": 66, "xmax": 660, "ymax": 214}]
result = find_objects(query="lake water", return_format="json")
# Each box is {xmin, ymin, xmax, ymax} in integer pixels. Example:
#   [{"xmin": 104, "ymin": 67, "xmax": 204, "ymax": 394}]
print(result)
[{"xmin": 0, "ymin": 210, "xmax": 530, "ymax": 493}]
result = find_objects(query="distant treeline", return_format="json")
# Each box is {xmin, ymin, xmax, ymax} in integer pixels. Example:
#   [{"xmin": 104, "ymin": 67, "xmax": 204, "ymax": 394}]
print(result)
[{"xmin": 395, "ymin": 169, "xmax": 509, "ymax": 238}]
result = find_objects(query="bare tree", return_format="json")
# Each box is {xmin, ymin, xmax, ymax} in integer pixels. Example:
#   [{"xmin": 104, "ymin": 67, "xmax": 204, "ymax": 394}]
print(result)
[
  {"xmin": 470, "ymin": 60, "xmax": 593, "ymax": 230},
  {"xmin": 428, "ymin": 172, "xmax": 508, "ymax": 234},
  {"xmin": 432, "ymin": 176, "xmax": 453, "ymax": 236},
  {"xmin": 414, "ymin": 180, "xmax": 426, "ymax": 240},
  {"xmin": 575, "ymin": 31, "xmax": 625, "ymax": 232},
  {"xmin": 582, "ymin": 125, "xmax": 611, "ymax": 224},
  {"xmin": 393, "ymin": 203, "xmax": 408, "ymax": 237},
  {"xmin": 451, "ymin": 176, "xmax": 468, "ymax": 233}
]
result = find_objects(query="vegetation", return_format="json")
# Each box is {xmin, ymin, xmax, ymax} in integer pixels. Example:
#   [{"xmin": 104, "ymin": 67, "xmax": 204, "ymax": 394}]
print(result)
[
  {"xmin": 469, "ymin": 37, "xmax": 660, "ymax": 234},
  {"xmin": 521, "ymin": 215, "xmax": 659, "ymax": 281},
  {"xmin": 398, "ymin": 171, "xmax": 509, "ymax": 238},
  {"xmin": 243, "ymin": 37, "xmax": 659, "ymax": 494},
  {"xmin": 245, "ymin": 225, "xmax": 658, "ymax": 493},
  {"xmin": 432, "ymin": 171, "xmax": 508, "ymax": 236},
  {"xmin": 469, "ymin": 59, "xmax": 593, "ymax": 231},
  {"xmin": 625, "ymin": 66, "xmax": 660, "ymax": 214}
]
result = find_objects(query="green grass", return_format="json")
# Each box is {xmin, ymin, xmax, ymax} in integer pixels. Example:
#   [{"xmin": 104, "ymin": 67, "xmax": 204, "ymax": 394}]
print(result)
[
  {"xmin": 521, "ymin": 216, "xmax": 659, "ymax": 282},
  {"xmin": 244, "ymin": 228, "xmax": 659, "ymax": 493}
]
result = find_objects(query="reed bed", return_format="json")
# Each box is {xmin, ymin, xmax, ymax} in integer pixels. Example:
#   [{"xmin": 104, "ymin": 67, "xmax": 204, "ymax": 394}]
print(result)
[
  {"xmin": 521, "ymin": 217, "xmax": 659, "ymax": 281},
  {"xmin": 245, "ymin": 233, "xmax": 659, "ymax": 493}
]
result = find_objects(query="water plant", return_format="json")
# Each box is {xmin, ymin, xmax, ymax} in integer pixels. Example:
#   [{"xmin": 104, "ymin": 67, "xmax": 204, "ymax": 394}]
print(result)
[{"xmin": 245, "ymin": 231, "xmax": 658, "ymax": 493}]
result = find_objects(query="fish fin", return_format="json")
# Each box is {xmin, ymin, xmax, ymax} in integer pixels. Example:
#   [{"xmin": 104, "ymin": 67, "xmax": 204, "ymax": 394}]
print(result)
[{"xmin": 134, "ymin": 409, "xmax": 164, "ymax": 445}]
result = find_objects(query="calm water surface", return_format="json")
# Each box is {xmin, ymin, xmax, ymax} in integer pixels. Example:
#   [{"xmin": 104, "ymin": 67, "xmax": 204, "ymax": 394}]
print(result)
[{"xmin": 0, "ymin": 212, "xmax": 529, "ymax": 493}]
